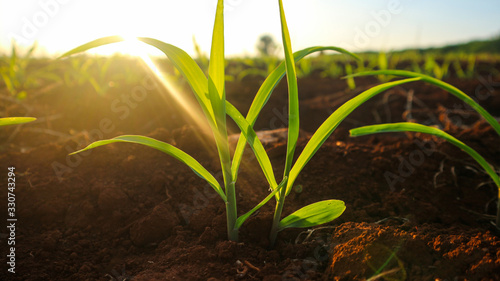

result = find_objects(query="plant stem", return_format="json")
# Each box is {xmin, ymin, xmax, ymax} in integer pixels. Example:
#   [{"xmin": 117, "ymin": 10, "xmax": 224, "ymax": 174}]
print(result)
[
  {"xmin": 269, "ymin": 179, "xmax": 288, "ymax": 247},
  {"xmin": 217, "ymin": 126, "xmax": 238, "ymax": 241},
  {"xmin": 496, "ymin": 196, "xmax": 500, "ymax": 229},
  {"xmin": 269, "ymin": 197, "xmax": 284, "ymax": 247},
  {"xmin": 225, "ymin": 177, "xmax": 238, "ymax": 241}
]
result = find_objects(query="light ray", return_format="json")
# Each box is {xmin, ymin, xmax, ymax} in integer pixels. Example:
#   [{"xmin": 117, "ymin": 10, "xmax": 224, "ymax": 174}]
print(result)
[
  {"xmin": 118, "ymin": 36, "xmax": 266, "ymax": 187},
  {"xmin": 119, "ymin": 36, "xmax": 219, "ymax": 158}
]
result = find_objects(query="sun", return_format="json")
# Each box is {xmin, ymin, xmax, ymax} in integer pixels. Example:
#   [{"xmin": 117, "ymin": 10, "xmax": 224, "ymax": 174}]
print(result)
[{"xmin": 116, "ymin": 35, "xmax": 154, "ymax": 57}]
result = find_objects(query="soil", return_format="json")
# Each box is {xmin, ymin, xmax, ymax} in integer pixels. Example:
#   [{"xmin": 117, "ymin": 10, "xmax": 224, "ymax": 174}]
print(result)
[{"xmin": 1, "ymin": 67, "xmax": 500, "ymax": 280}]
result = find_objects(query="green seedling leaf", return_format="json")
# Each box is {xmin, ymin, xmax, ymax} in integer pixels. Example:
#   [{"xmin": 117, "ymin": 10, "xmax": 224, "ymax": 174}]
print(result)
[
  {"xmin": 208, "ymin": 0, "xmax": 226, "ymax": 135},
  {"xmin": 287, "ymin": 78, "xmax": 421, "ymax": 195},
  {"xmin": 278, "ymin": 200, "xmax": 346, "ymax": 231},
  {"xmin": 345, "ymin": 70, "xmax": 500, "ymax": 137},
  {"xmin": 1, "ymin": 73, "xmax": 15, "ymax": 94},
  {"xmin": 226, "ymin": 102, "xmax": 278, "ymax": 188},
  {"xmin": 350, "ymin": 122, "xmax": 500, "ymax": 190},
  {"xmin": 0, "ymin": 117, "xmax": 36, "ymax": 127},
  {"xmin": 138, "ymin": 38, "xmax": 215, "ymax": 125},
  {"xmin": 233, "ymin": 177, "xmax": 287, "ymax": 231},
  {"xmin": 71, "ymin": 135, "xmax": 226, "ymax": 202},
  {"xmin": 278, "ymin": 0, "xmax": 299, "ymax": 180},
  {"xmin": 209, "ymin": 0, "xmax": 225, "ymax": 100},
  {"xmin": 206, "ymin": 0, "xmax": 239, "ymax": 242},
  {"xmin": 59, "ymin": 36, "xmax": 125, "ymax": 58},
  {"xmin": 231, "ymin": 46, "xmax": 360, "ymax": 181}
]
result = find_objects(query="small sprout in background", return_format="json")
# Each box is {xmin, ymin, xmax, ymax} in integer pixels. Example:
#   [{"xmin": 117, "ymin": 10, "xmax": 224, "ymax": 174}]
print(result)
[
  {"xmin": 296, "ymin": 58, "xmax": 312, "ymax": 78},
  {"xmin": 192, "ymin": 36, "xmax": 209, "ymax": 73},
  {"xmin": 294, "ymin": 184, "xmax": 303, "ymax": 194},
  {"xmin": 344, "ymin": 63, "xmax": 356, "ymax": 90},
  {"xmin": 377, "ymin": 52, "xmax": 389, "ymax": 82},
  {"xmin": 0, "ymin": 42, "xmax": 61, "ymax": 99}
]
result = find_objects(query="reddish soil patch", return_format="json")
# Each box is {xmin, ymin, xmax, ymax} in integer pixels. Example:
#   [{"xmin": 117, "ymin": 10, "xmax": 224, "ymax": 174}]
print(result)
[{"xmin": 1, "ymin": 71, "xmax": 500, "ymax": 280}]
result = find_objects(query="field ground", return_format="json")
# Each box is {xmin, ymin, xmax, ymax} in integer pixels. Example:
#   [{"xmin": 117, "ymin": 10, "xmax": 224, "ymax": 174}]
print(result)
[{"xmin": 1, "ymin": 55, "xmax": 500, "ymax": 280}]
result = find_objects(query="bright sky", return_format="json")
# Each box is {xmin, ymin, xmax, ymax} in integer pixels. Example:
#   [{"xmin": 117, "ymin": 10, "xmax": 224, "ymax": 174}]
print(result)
[{"xmin": 1, "ymin": 0, "xmax": 499, "ymax": 57}]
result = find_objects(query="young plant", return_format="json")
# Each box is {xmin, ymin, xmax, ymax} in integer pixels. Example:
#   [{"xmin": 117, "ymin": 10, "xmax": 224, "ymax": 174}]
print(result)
[
  {"xmin": 0, "ymin": 43, "xmax": 60, "ymax": 99},
  {"xmin": 452, "ymin": 54, "xmax": 476, "ymax": 79},
  {"xmin": 63, "ymin": 0, "xmax": 424, "ymax": 245},
  {"xmin": 346, "ymin": 69, "xmax": 500, "ymax": 227},
  {"xmin": 350, "ymin": 122, "xmax": 500, "ymax": 227},
  {"xmin": 376, "ymin": 52, "xmax": 390, "ymax": 82},
  {"xmin": 344, "ymin": 62, "xmax": 356, "ymax": 90},
  {"xmin": 64, "ymin": 0, "xmax": 281, "ymax": 242},
  {"xmin": 296, "ymin": 57, "xmax": 312, "ymax": 78},
  {"xmin": 0, "ymin": 43, "xmax": 37, "ymax": 99},
  {"xmin": 345, "ymin": 69, "xmax": 500, "ymax": 137},
  {"xmin": 63, "ymin": 56, "xmax": 115, "ymax": 95}
]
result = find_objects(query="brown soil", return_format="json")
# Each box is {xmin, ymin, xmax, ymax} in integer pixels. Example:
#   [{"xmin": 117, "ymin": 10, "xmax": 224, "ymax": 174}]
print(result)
[{"xmin": 1, "ymin": 71, "xmax": 500, "ymax": 280}]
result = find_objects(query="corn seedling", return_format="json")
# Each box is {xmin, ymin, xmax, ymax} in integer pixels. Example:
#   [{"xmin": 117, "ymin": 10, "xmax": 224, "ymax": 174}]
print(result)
[
  {"xmin": 0, "ymin": 43, "xmax": 37, "ymax": 99},
  {"xmin": 452, "ymin": 59, "xmax": 467, "ymax": 79},
  {"xmin": 346, "ymin": 69, "xmax": 500, "ymax": 137},
  {"xmin": 350, "ymin": 122, "xmax": 500, "ymax": 227},
  {"xmin": 344, "ymin": 63, "xmax": 356, "ymax": 90},
  {"xmin": 445, "ymin": 53, "xmax": 473, "ymax": 79},
  {"xmin": 319, "ymin": 58, "xmax": 343, "ymax": 79},
  {"xmin": 296, "ymin": 57, "xmax": 312, "ymax": 78},
  {"xmin": 0, "ymin": 117, "xmax": 36, "ymax": 127},
  {"xmin": 423, "ymin": 55, "xmax": 436, "ymax": 76},
  {"xmin": 346, "ymin": 69, "xmax": 500, "ymax": 226},
  {"xmin": 0, "ymin": 43, "xmax": 60, "ymax": 99},
  {"xmin": 192, "ymin": 36, "xmax": 209, "ymax": 73},
  {"xmin": 388, "ymin": 53, "xmax": 401, "ymax": 70},
  {"xmin": 377, "ymin": 52, "xmax": 390, "ymax": 82},
  {"xmin": 234, "ymin": 56, "xmax": 279, "ymax": 81},
  {"xmin": 106, "ymin": 56, "xmax": 145, "ymax": 86},
  {"xmin": 86, "ymin": 57, "xmax": 115, "ymax": 95},
  {"xmin": 63, "ymin": 0, "xmax": 427, "ymax": 244},
  {"xmin": 426, "ymin": 55, "xmax": 451, "ymax": 80},
  {"xmin": 63, "ymin": 56, "xmax": 89, "ymax": 87},
  {"xmin": 464, "ymin": 54, "xmax": 476, "ymax": 78}
]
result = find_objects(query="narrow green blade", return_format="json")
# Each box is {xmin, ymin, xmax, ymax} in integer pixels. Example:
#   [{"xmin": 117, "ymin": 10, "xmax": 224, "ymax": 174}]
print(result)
[
  {"xmin": 278, "ymin": 200, "xmax": 346, "ymax": 231},
  {"xmin": 287, "ymin": 78, "xmax": 421, "ymax": 194},
  {"xmin": 206, "ymin": 0, "xmax": 234, "ymax": 209},
  {"xmin": 209, "ymin": 0, "xmax": 225, "ymax": 100},
  {"xmin": 231, "ymin": 46, "xmax": 360, "ymax": 180},
  {"xmin": 138, "ymin": 37, "xmax": 218, "ymax": 126},
  {"xmin": 1, "ymin": 72, "xmax": 14, "ymax": 93},
  {"xmin": 58, "ymin": 36, "xmax": 125, "ymax": 58},
  {"xmin": 70, "ymin": 135, "xmax": 226, "ymax": 202},
  {"xmin": 350, "ymin": 122, "xmax": 500, "ymax": 189},
  {"xmin": 345, "ymin": 69, "xmax": 500, "ymax": 137},
  {"xmin": 226, "ymin": 102, "xmax": 277, "ymax": 188},
  {"xmin": 0, "ymin": 117, "xmax": 36, "ymax": 127},
  {"xmin": 207, "ymin": 0, "xmax": 226, "ymax": 133},
  {"xmin": 233, "ymin": 177, "xmax": 287, "ymax": 231},
  {"xmin": 278, "ymin": 0, "xmax": 299, "ymax": 178}
]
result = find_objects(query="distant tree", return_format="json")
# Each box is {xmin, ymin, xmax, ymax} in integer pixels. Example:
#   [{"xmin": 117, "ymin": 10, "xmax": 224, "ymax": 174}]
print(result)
[{"xmin": 256, "ymin": 34, "xmax": 277, "ymax": 57}]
